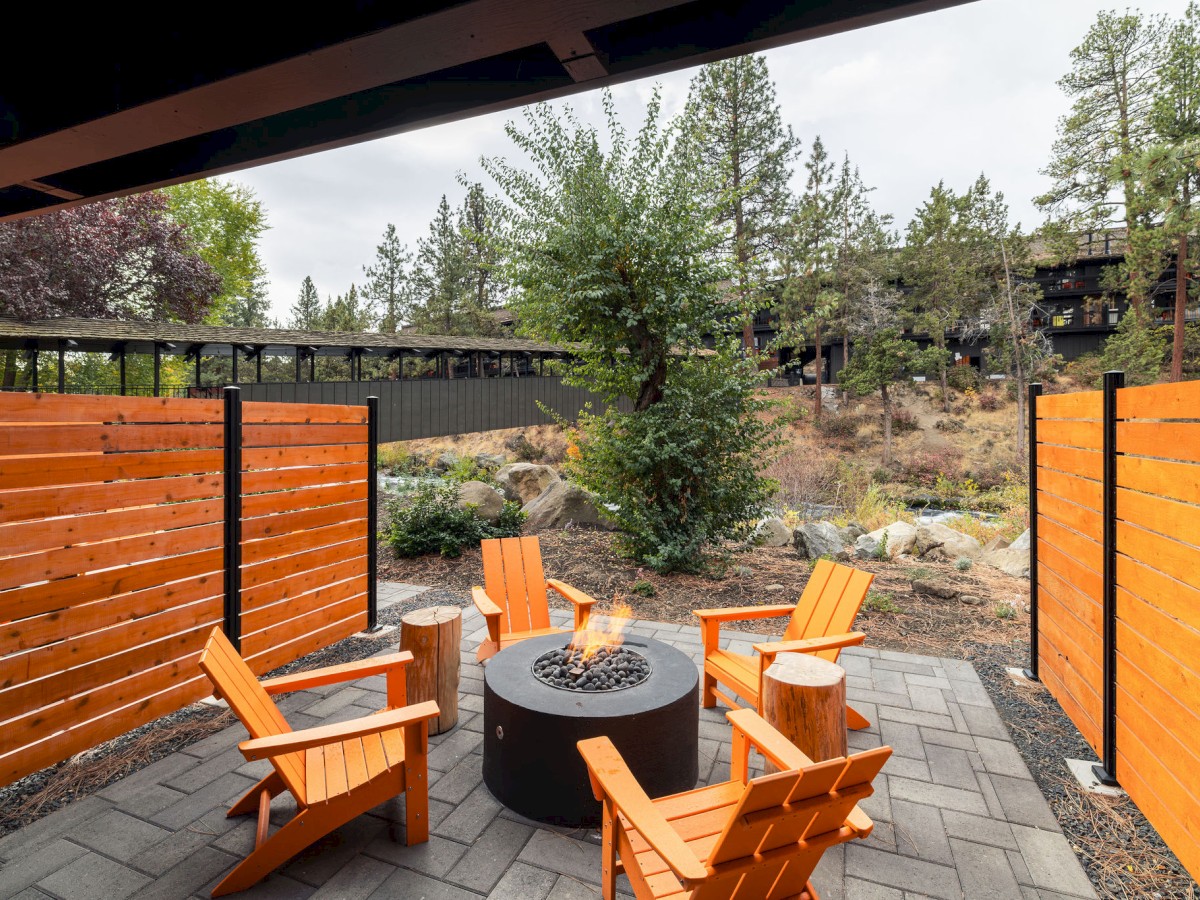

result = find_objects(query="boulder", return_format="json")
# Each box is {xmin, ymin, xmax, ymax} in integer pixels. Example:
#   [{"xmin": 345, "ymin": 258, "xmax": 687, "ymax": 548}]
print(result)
[
  {"xmin": 913, "ymin": 523, "xmax": 983, "ymax": 561},
  {"xmin": 837, "ymin": 523, "xmax": 867, "ymax": 546},
  {"xmin": 855, "ymin": 521, "xmax": 918, "ymax": 559},
  {"xmin": 496, "ymin": 462, "xmax": 561, "ymax": 504},
  {"xmin": 982, "ymin": 534, "xmax": 1011, "ymax": 553},
  {"xmin": 1009, "ymin": 529, "xmax": 1031, "ymax": 552},
  {"xmin": 456, "ymin": 481, "xmax": 505, "ymax": 524},
  {"xmin": 981, "ymin": 547, "xmax": 1030, "ymax": 579},
  {"xmin": 522, "ymin": 480, "xmax": 613, "ymax": 531},
  {"xmin": 752, "ymin": 517, "xmax": 794, "ymax": 548},
  {"xmin": 912, "ymin": 579, "xmax": 959, "ymax": 600},
  {"xmin": 475, "ymin": 452, "xmax": 507, "ymax": 469},
  {"xmin": 433, "ymin": 451, "xmax": 460, "ymax": 473},
  {"xmin": 959, "ymin": 594, "xmax": 984, "ymax": 606},
  {"xmin": 794, "ymin": 521, "xmax": 849, "ymax": 560}
]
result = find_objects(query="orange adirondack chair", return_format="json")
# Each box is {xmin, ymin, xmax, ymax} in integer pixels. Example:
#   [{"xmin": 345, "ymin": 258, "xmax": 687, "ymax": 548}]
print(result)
[
  {"xmin": 198, "ymin": 627, "xmax": 439, "ymax": 897},
  {"xmin": 579, "ymin": 708, "xmax": 891, "ymax": 900},
  {"xmin": 472, "ymin": 535, "xmax": 599, "ymax": 661},
  {"xmin": 694, "ymin": 559, "xmax": 874, "ymax": 729}
]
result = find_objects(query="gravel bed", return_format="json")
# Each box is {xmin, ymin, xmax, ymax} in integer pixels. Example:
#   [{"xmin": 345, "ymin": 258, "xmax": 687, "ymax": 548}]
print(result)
[
  {"xmin": 968, "ymin": 642, "xmax": 1196, "ymax": 899},
  {"xmin": 0, "ymin": 589, "xmax": 469, "ymax": 839}
]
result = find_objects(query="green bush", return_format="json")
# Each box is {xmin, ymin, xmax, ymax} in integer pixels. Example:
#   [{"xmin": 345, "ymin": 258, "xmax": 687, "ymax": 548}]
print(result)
[
  {"xmin": 631, "ymin": 579, "xmax": 656, "ymax": 597},
  {"xmin": 385, "ymin": 482, "xmax": 524, "ymax": 558},
  {"xmin": 946, "ymin": 366, "xmax": 982, "ymax": 392},
  {"xmin": 955, "ymin": 556, "xmax": 973, "ymax": 572},
  {"xmin": 864, "ymin": 591, "xmax": 901, "ymax": 613},
  {"xmin": 443, "ymin": 456, "xmax": 495, "ymax": 485}
]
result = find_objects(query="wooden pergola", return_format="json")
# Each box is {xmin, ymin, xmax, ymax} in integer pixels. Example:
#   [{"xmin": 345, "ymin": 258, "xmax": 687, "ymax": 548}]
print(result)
[{"xmin": 0, "ymin": 317, "xmax": 570, "ymax": 395}]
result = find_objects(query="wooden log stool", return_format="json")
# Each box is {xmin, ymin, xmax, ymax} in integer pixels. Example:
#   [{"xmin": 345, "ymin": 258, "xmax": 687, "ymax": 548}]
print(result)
[
  {"xmin": 399, "ymin": 606, "xmax": 462, "ymax": 735},
  {"xmin": 761, "ymin": 652, "xmax": 847, "ymax": 770}
]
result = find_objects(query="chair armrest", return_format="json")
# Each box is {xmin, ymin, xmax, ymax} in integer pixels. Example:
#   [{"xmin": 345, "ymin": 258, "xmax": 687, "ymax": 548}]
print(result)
[
  {"xmin": 693, "ymin": 604, "xmax": 797, "ymax": 623},
  {"xmin": 472, "ymin": 586, "xmax": 503, "ymax": 644},
  {"xmin": 260, "ymin": 652, "xmax": 414, "ymax": 695},
  {"xmin": 578, "ymin": 737, "xmax": 708, "ymax": 887},
  {"xmin": 548, "ymin": 580, "xmax": 597, "ymax": 630},
  {"xmin": 726, "ymin": 709, "xmax": 814, "ymax": 772},
  {"xmin": 846, "ymin": 804, "xmax": 874, "ymax": 837},
  {"xmin": 240, "ymin": 701, "xmax": 440, "ymax": 760},
  {"xmin": 753, "ymin": 632, "xmax": 866, "ymax": 665}
]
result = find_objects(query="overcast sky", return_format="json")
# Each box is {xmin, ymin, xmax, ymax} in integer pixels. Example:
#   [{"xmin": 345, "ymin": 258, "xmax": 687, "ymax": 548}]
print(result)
[{"xmin": 236, "ymin": 0, "xmax": 1188, "ymax": 322}]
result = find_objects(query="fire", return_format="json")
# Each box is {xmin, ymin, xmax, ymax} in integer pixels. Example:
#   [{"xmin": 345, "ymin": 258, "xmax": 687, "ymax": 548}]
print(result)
[{"xmin": 569, "ymin": 601, "xmax": 633, "ymax": 663}]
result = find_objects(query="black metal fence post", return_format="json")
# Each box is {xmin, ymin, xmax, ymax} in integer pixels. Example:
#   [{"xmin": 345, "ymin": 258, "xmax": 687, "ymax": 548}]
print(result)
[
  {"xmin": 1093, "ymin": 370, "xmax": 1124, "ymax": 787},
  {"xmin": 1024, "ymin": 382, "xmax": 1043, "ymax": 682},
  {"xmin": 366, "ymin": 395, "xmax": 381, "ymax": 632},
  {"xmin": 223, "ymin": 387, "xmax": 243, "ymax": 651}
]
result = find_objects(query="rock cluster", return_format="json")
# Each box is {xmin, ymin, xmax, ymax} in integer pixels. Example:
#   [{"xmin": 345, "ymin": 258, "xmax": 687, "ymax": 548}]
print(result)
[{"xmin": 532, "ymin": 646, "xmax": 650, "ymax": 692}]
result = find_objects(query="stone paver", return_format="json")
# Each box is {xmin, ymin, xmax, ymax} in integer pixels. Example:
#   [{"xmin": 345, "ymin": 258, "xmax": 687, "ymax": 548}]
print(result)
[{"xmin": 0, "ymin": 604, "xmax": 1097, "ymax": 899}]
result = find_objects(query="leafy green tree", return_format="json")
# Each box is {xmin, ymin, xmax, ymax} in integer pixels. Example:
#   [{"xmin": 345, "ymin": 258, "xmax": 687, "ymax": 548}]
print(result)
[
  {"xmin": 840, "ymin": 284, "xmax": 940, "ymax": 467},
  {"xmin": 289, "ymin": 276, "xmax": 322, "ymax": 329},
  {"xmin": 1099, "ymin": 312, "xmax": 1167, "ymax": 385},
  {"xmin": 679, "ymin": 54, "xmax": 800, "ymax": 350},
  {"xmin": 363, "ymin": 224, "xmax": 411, "ymax": 332},
  {"xmin": 776, "ymin": 135, "xmax": 840, "ymax": 417},
  {"xmin": 482, "ymin": 91, "xmax": 779, "ymax": 572},
  {"xmin": 902, "ymin": 180, "xmax": 981, "ymax": 411},
  {"xmin": 1141, "ymin": 2, "xmax": 1200, "ymax": 380},
  {"xmin": 164, "ymin": 179, "xmax": 269, "ymax": 326},
  {"xmin": 1036, "ymin": 9, "xmax": 1168, "ymax": 310}
]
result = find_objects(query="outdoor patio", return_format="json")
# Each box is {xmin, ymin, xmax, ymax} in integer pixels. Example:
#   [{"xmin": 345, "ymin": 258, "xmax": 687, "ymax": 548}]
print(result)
[{"xmin": 0, "ymin": 595, "xmax": 1097, "ymax": 900}]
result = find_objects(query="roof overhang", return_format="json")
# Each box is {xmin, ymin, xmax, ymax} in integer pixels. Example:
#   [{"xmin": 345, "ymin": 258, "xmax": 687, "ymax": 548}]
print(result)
[{"xmin": 0, "ymin": 0, "xmax": 973, "ymax": 221}]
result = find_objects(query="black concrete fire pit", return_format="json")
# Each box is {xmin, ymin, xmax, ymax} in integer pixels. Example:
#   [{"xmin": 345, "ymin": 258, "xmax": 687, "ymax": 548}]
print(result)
[{"xmin": 483, "ymin": 632, "xmax": 698, "ymax": 826}]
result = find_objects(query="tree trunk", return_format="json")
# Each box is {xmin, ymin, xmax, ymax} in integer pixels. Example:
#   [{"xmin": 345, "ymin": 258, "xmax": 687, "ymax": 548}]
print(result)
[
  {"xmin": 937, "ymin": 345, "xmax": 949, "ymax": 413},
  {"xmin": 761, "ymin": 653, "xmax": 847, "ymax": 772},
  {"xmin": 1173, "ymin": 230, "xmax": 1188, "ymax": 383},
  {"xmin": 813, "ymin": 321, "xmax": 822, "ymax": 420},
  {"xmin": 881, "ymin": 383, "xmax": 892, "ymax": 467},
  {"xmin": 842, "ymin": 332, "xmax": 850, "ymax": 405}
]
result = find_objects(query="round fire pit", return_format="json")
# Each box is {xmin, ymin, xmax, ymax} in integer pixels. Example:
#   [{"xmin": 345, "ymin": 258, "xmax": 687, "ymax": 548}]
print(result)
[{"xmin": 483, "ymin": 632, "xmax": 698, "ymax": 826}]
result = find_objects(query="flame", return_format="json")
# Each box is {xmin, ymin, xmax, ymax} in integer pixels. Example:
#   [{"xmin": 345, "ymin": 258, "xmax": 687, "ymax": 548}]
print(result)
[{"xmin": 569, "ymin": 601, "xmax": 633, "ymax": 664}]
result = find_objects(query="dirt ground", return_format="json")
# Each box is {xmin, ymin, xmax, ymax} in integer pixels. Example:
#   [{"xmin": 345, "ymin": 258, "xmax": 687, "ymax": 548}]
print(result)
[{"xmin": 380, "ymin": 527, "xmax": 1032, "ymax": 659}]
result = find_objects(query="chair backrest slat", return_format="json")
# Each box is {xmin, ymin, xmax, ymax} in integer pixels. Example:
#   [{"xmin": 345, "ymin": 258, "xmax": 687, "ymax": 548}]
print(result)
[
  {"xmin": 199, "ymin": 628, "xmax": 307, "ymax": 804},
  {"xmin": 481, "ymin": 536, "xmax": 550, "ymax": 635},
  {"xmin": 783, "ymin": 560, "xmax": 873, "ymax": 661}
]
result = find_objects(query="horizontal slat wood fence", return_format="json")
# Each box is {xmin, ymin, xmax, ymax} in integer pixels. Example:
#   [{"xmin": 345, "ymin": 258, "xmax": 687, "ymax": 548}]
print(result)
[
  {"xmin": 1032, "ymin": 378, "xmax": 1200, "ymax": 878},
  {"xmin": 0, "ymin": 391, "xmax": 373, "ymax": 788}
]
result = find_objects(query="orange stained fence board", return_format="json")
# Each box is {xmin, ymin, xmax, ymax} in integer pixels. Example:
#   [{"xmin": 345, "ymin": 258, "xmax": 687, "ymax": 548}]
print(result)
[
  {"xmin": 240, "ymin": 539, "xmax": 367, "ymax": 590},
  {"xmin": 241, "ymin": 518, "xmax": 367, "ymax": 566},
  {"xmin": 241, "ymin": 401, "xmax": 367, "ymax": 425},
  {"xmin": 1037, "ymin": 654, "xmax": 1103, "ymax": 757},
  {"xmin": 1037, "ymin": 542, "xmax": 1103, "ymax": 618},
  {"xmin": 240, "ymin": 481, "xmax": 367, "ymax": 519},
  {"xmin": 6, "ymin": 573, "xmax": 220, "ymax": 654},
  {"xmin": 1035, "ymin": 390, "xmax": 1103, "ymax": 420},
  {"xmin": 1116, "ymin": 455, "xmax": 1200, "ymax": 507},
  {"xmin": 1116, "ymin": 422, "xmax": 1200, "ymax": 464},
  {"xmin": 0, "ymin": 448, "xmax": 224, "ymax": 491},
  {"xmin": 1114, "ymin": 609, "xmax": 1200, "ymax": 718},
  {"xmin": 1114, "ymin": 379, "xmax": 1200, "ymax": 420},
  {"xmin": 243, "ymin": 443, "xmax": 366, "ymax": 470},
  {"xmin": 1116, "ymin": 744, "xmax": 1200, "ymax": 881},
  {"xmin": 0, "ymin": 473, "xmax": 224, "ymax": 523},
  {"xmin": 240, "ymin": 593, "xmax": 368, "ymax": 659},
  {"xmin": 1037, "ymin": 516, "xmax": 1103, "ymax": 571},
  {"xmin": 1116, "ymin": 555, "xmax": 1200, "ymax": 634},
  {"xmin": 1116, "ymin": 661, "xmax": 1200, "ymax": 789},
  {"xmin": 241, "ymin": 499, "xmax": 367, "ymax": 542},
  {"xmin": 0, "ymin": 521, "xmax": 224, "ymax": 592},
  {"xmin": 1037, "ymin": 567, "xmax": 1104, "ymax": 652},
  {"xmin": 1116, "ymin": 488, "xmax": 1200, "ymax": 551},
  {"xmin": 240, "ymin": 575, "xmax": 368, "ymax": 634},
  {"xmin": 1116, "ymin": 521, "xmax": 1200, "ymax": 594},
  {"xmin": 0, "ymin": 423, "xmax": 224, "ymax": 456},
  {"xmin": 240, "ymin": 556, "xmax": 366, "ymax": 612},
  {"xmin": 0, "ymin": 393, "xmax": 223, "ymax": 424},
  {"xmin": 1036, "ymin": 443, "xmax": 1102, "ymax": 480},
  {"xmin": 0, "ymin": 674, "xmax": 213, "ymax": 787},
  {"xmin": 1035, "ymin": 419, "xmax": 1103, "ymax": 451},
  {"xmin": 1036, "ymin": 491, "xmax": 1102, "ymax": 541},
  {"xmin": 241, "ymin": 423, "xmax": 367, "ymax": 448},
  {"xmin": 241, "ymin": 462, "xmax": 367, "ymax": 495},
  {"xmin": 242, "ymin": 611, "xmax": 368, "ymax": 676},
  {"xmin": 1, "ymin": 593, "xmax": 222, "ymax": 686},
  {"xmin": 1036, "ymin": 467, "xmax": 1103, "ymax": 511},
  {"xmin": 0, "ymin": 496, "xmax": 224, "ymax": 558}
]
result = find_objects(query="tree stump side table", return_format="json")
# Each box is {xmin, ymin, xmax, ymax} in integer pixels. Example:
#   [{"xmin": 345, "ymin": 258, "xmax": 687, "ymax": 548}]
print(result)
[
  {"xmin": 399, "ymin": 606, "xmax": 462, "ymax": 735},
  {"xmin": 761, "ymin": 652, "xmax": 847, "ymax": 770}
]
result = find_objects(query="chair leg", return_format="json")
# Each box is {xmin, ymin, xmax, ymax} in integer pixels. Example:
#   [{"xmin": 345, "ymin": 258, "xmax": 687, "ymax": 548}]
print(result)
[
  {"xmin": 211, "ymin": 809, "xmax": 320, "ymax": 896},
  {"xmin": 600, "ymin": 799, "xmax": 617, "ymax": 900},
  {"xmin": 702, "ymin": 672, "xmax": 718, "ymax": 708},
  {"xmin": 846, "ymin": 704, "xmax": 871, "ymax": 731},
  {"xmin": 227, "ymin": 771, "xmax": 285, "ymax": 817}
]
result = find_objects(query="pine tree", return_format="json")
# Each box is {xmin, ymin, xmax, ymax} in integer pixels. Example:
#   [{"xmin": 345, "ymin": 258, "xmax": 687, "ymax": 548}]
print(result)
[
  {"xmin": 321, "ymin": 283, "xmax": 373, "ymax": 332},
  {"xmin": 457, "ymin": 183, "xmax": 508, "ymax": 336},
  {"xmin": 679, "ymin": 54, "xmax": 800, "ymax": 350},
  {"xmin": 363, "ymin": 224, "xmax": 411, "ymax": 332},
  {"xmin": 409, "ymin": 195, "xmax": 473, "ymax": 335},
  {"xmin": 1036, "ymin": 10, "xmax": 1169, "ymax": 310},
  {"xmin": 289, "ymin": 276, "xmax": 322, "ymax": 329}
]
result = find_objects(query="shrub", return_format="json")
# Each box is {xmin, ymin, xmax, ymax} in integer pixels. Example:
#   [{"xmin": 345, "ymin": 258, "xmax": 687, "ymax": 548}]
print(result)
[
  {"xmin": 385, "ymin": 482, "xmax": 523, "ymax": 558},
  {"xmin": 947, "ymin": 366, "xmax": 982, "ymax": 392},
  {"xmin": 766, "ymin": 451, "xmax": 839, "ymax": 510},
  {"xmin": 891, "ymin": 407, "xmax": 919, "ymax": 432},
  {"xmin": 631, "ymin": 579, "xmax": 656, "ymax": 597},
  {"xmin": 443, "ymin": 456, "xmax": 494, "ymax": 485},
  {"xmin": 507, "ymin": 433, "xmax": 545, "ymax": 462},
  {"xmin": 898, "ymin": 447, "xmax": 963, "ymax": 488},
  {"xmin": 977, "ymin": 391, "xmax": 1001, "ymax": 412},
  {"xmin": 955, "ymin": 557, "xmax": 973, "ymax": 572},
  {"xmin": 815, "ymin": 413, "xmax": 861, "ymax": 443},
  {"xmin": 864, "ymin": 591, "xmax": 901, "ymax": 613},
  {"xmin": 994, "ymin": 601, "xmax": 1018, "ymax": 620}
]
